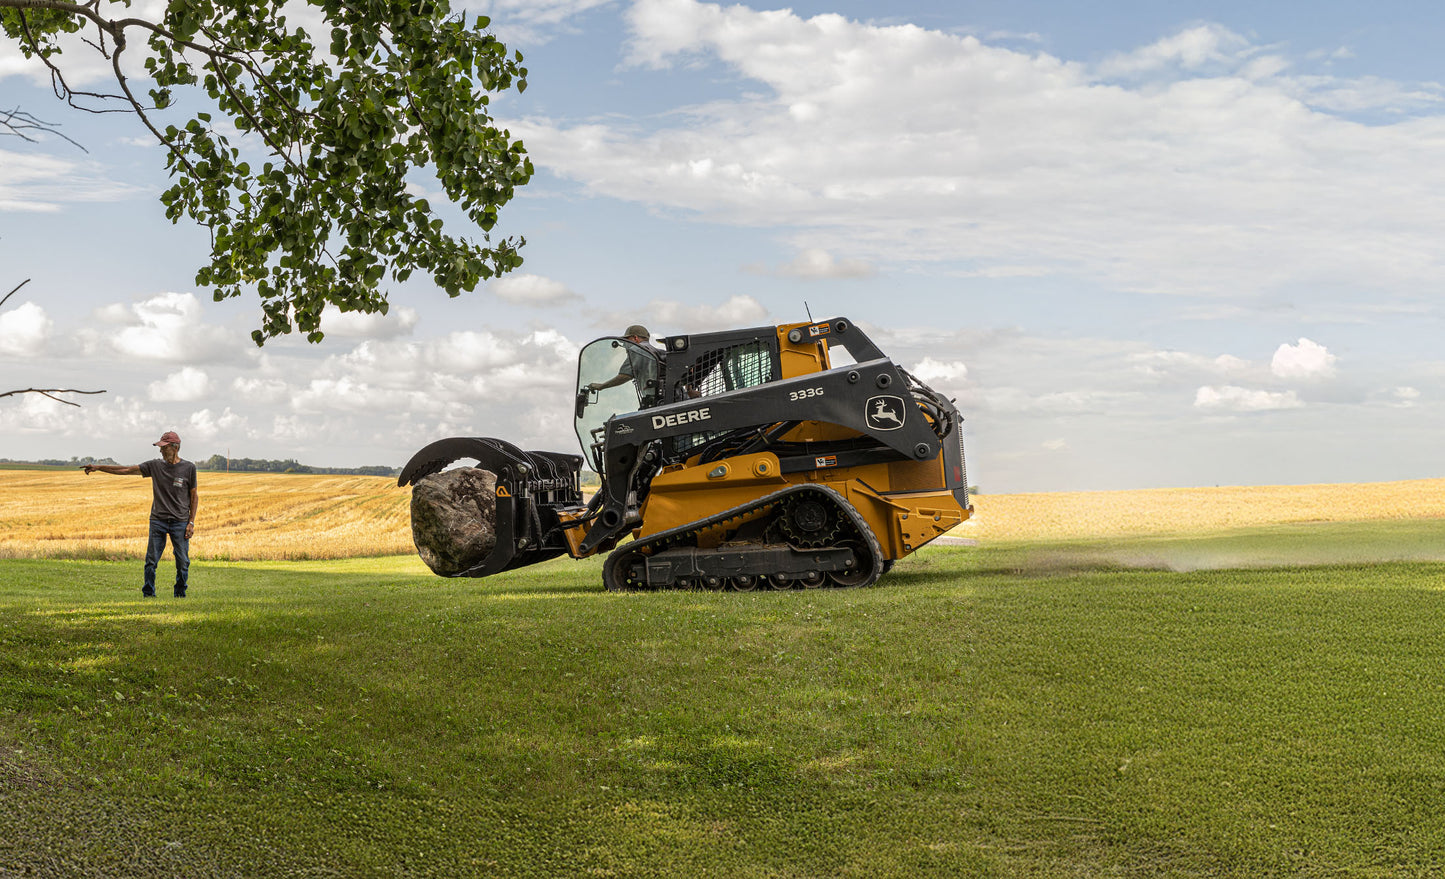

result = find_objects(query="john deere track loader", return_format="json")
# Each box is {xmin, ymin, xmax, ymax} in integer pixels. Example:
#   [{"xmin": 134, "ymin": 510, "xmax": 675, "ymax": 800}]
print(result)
[{"xmin": 398, "ymin": 317, "xmax": 973, "ymax": 590}]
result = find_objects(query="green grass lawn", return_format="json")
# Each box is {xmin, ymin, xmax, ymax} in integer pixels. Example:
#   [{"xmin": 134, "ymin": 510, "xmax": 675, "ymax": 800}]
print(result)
[{"xmin": 4, "ymin": 525, "xmax": 1445, "ymax": 877}]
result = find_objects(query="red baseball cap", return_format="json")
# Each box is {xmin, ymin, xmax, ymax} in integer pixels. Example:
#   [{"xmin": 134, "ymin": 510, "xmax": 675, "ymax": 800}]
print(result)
[{"xmin": 154, "ymin": 431, "xmax": 181, "ymax": 446}]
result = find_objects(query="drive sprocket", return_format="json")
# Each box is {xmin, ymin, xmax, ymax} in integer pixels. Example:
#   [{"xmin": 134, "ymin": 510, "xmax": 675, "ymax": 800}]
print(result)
[{"xmin": 775, "ymin": 495, "xmax": 841, "ymax": 548}]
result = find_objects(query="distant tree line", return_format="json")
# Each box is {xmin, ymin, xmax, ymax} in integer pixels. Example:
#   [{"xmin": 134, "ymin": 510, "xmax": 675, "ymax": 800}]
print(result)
[
  {"xmin": 0, "ymin": 455, "xmax": 396, "ymax": 477},
  {"xmin": 1, "ymin": 456, "xmax": 119, "ymax": 468},
  {"xmin": 197, "ymin": 455, "xmax": 398, "ymax": 477}
]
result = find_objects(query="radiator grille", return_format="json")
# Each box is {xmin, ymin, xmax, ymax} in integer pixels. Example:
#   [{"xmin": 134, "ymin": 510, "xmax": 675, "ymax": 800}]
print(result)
[{"xmin": 957, "ymin": 424, "xmax": 970, "ymax": 503}]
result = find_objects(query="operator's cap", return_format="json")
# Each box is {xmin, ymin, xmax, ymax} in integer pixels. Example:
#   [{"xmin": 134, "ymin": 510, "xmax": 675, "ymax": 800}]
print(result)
[
  {"xmin": 624, "ymin": 324, "xmax": 650, "ymax": 340},
  {"xmin": 153, "ymin": 430, "xmax": 181, "ymax": 446}
]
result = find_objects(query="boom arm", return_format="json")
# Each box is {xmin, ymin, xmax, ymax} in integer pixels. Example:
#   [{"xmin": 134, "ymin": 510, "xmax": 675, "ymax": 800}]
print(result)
[{"xmin": 579, "ymin": 357, "xmax": 941, "ymax": 553}]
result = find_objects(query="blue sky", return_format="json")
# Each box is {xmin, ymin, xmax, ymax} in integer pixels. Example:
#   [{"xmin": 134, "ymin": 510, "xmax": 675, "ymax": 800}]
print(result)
[{"xmin": 3, "ymin": 0, "xmax": 1444, "ymax": 492}]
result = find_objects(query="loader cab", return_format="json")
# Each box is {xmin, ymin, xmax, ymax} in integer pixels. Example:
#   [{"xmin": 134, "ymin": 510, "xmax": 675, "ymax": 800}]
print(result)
[{"xmin": 574, "ymin": 337, "xmax": 663, "ymax": 471}]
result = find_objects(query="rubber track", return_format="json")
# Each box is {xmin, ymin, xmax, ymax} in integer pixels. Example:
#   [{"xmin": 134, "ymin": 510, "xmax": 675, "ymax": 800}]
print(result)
[{"xmin": 602, "ymin": 483, "xmax": 885, "ymax": 592}]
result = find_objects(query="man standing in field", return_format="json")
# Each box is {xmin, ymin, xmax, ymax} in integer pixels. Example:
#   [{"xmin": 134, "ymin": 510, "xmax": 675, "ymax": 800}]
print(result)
[{"xmin": 83, "ymin": 431, "xmax": 198, "ymax": 598}]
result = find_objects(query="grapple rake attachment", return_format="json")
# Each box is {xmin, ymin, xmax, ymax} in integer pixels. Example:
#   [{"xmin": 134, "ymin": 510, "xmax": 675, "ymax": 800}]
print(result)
[{"xmin": 398, "ymin": 437, "xmax": 584, "ymax": 578}]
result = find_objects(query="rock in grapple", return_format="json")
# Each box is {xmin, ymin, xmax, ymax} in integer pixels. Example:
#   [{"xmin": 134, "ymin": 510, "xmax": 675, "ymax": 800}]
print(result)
[{"xmin": 409, "ymin": 468, "xmax": 498, "ymax": 576}]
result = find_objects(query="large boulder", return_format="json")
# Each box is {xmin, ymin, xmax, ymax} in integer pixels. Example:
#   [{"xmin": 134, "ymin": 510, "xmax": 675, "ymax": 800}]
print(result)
[{"xmin": 410, "ymin": 467, "xmax": 498, "ymax": 576}]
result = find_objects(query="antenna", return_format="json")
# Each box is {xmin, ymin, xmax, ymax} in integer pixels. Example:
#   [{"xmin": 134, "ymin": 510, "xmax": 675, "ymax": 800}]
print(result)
[{"xmin": 804, "ymin": 301, "xmax": 814, "ymax": 321}]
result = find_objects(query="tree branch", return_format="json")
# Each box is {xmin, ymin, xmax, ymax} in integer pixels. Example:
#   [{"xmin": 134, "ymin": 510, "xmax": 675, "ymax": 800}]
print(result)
[
  {"xmin": 1, "ymin": 278, "xmax": 31, "ymax": 310},
  {"xmin": 1, "ymin": 280, "xmax": 105, "ymax": 406},
  {"xmin": 0, "ymin": 388, "xmax": 107, "ymax": 407},
  {"xmin": 0, "ymin": 107, "xmax": 86, "ymax": 149},
  {"xmin": 14, "ymin": 8, "xmax": 131, "ymax": 115},
  {"xmin": 104, "ymin": 23, "xmax": 200, "ymax": 178}
]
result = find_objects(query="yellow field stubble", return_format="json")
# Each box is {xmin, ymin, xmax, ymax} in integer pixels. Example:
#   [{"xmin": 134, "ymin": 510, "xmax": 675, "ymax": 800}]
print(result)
[
  {"xmin": 8, "ymin": 468, "xmax": 1445, "ymax": 560},
  {"xmin": 961, "ymin": 477, "xmax": 1445, "ymax": 542},
  {"xmin": 0, "ymin": 470, "xmax": 412, "ymax": 561}
]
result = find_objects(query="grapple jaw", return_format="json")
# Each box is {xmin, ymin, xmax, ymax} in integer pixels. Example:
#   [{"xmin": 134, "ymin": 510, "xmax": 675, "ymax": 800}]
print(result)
[{"xmin": 399, "ymin": 437, "xmax": 585, "ymax": 578}]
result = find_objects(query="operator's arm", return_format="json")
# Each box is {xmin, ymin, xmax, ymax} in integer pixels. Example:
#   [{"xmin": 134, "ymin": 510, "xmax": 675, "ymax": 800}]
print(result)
[
  {"xmin": 83, "ymin": 464, "xmax": 142, "ymax": 476},
  {"xmin": 587, "ymin": 373, "xmax": 631, "ymax": 391},
  {"xmin": 186, "ymin": 485, "xmax": 198, "ymax": 538}
]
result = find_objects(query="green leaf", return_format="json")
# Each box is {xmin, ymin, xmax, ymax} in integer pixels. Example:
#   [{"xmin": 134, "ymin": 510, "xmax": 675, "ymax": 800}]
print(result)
[{"xmin": 19, "ymin": 0, "xmax": 536, "ymax": 345}]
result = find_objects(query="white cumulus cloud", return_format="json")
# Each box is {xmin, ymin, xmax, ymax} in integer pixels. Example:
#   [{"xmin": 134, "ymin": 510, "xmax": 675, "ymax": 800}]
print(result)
[
  {"xmin": 83, "ymin": 292, "xmax": 242, "ymax": 364},
  {"xmin": 1388, "ymin": 386, "xmax": 1420, "ymax": 408},
  {"xmin": 489, "ymin": 273, "xmax": 581, "ymax": 305},
  {"xmin": 0, "ymin": 393, "xmax": 165, "ymax": 442},
  {"xmin": 1271, "ymin": 338, "xmax": 1337, "ymax": 380},
  {"xmin": 186, "ymin": 407, "xmax": 250, "ymax": 443},
  {"xmin": 291, "ymin": 327, "xmax": 583, "ymax": 417},
  {"xmin": 1194, "ymin": 385, "xmax": 1304, "ymax": 412},
  {"xmin": 755, "ymin": 248, "xmax": 876, "ymax": 279},
  {"xmin": 148, "ymin": 366, "xmax": 212, "ymax": 402},
  {"xmin": 1133, "ymin": 350, "xmax": 1252, "ymax": 379},
  {"xmin": 290, "ymin": 376, "xmax": 417, "ymax": 415},
  {"xmin": 636, "ymin": 294, "xmax": 769, "ymax": 333},
  {"xmin": 0, "ymin": 301, "xmax": 53, "ymax": 356},
  {"xmin": 457, "ymin": 0, "xmax": 618, "ymax": 44},
  {"xmin": 318, "ymin": 304, "xmax": 419, "ymax": 340},
  {"xmin": 911, "ymin": 357, "xmax": 968, "ymax": 387},
  {"xmin": 232, "ymin": 376, "xmax": 290, "ymax": 403},
  {"xmin": 1095, "ymin": 23, "xmax": 1251, "ymax": 77},
  {"xmin": 515, "ymin": 1, "xmax": 1445, "ymax": 303}
]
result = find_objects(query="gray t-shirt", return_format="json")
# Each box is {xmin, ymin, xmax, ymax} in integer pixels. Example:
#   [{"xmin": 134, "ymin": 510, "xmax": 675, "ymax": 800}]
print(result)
[
  {"xmin": 138, "ymin": 458, "xmax": 198, "ymax": 520},
  {"xmin": 620, "ymin": 345, "xmax": 661, "ymax": 407}
]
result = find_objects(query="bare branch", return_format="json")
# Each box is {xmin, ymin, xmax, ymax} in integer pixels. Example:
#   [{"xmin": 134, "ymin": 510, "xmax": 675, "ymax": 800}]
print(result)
[
  {"xmin": 1, "ymin": 278, "xmax": 31, "ymax": 310},
  {"xmin": 0, "ymin": 388, "xmax": 107, "ymax": 407},
  {"xmin": 0, "ymin": 107, "xmax": 86, "ymax": 149},
  {"xmin": 2, "ymin": 281, "xmax": 105, "ymax": 405},
  {"xmin": 14, "ymin": 8, "xmax": 131, "ymax": 116}
]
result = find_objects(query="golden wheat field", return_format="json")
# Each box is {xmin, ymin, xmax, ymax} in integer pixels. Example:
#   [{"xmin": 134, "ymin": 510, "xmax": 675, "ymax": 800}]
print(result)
[
  {"xmin": 0, "ymin": 469, "xmax": 412, "ymax": 561},
  {"xmin": 3, "ymin": 468, "xmax": 1445, "ymax": 560},
  {"xmin": 961, "ymin": 477, "xmax": 1445, "ymax": 541}
]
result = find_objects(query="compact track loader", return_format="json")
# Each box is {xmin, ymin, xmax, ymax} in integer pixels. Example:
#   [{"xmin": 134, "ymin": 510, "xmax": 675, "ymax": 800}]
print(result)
[{"xmin": 398, "ymin": 317, "xmax": 973, "ymax": 590}]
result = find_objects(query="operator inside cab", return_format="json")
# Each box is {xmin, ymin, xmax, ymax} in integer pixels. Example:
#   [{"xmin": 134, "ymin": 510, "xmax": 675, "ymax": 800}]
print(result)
[
  {"xmin": 575, "ymin": 324, "xmax": 667, "ymax": 471},
  {"xmin": 583, "ymin": 324, "xmax": 663, "ymax": 408}
]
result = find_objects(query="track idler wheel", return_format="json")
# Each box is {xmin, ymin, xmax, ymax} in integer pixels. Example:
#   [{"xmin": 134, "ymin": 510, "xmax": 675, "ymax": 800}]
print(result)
[
  {"xmin": 603, "ymin": 546, "xmax": 649, "ymax": 592},
  {"xmin": 826, "ymin": 541, "xmax": 875, "ymax": 587}
]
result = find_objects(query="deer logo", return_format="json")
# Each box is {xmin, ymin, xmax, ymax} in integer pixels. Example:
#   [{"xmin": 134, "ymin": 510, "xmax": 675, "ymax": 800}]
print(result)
[{"xmin": 866, "ymin": 395, "xmax": 906, "ymax": 431}]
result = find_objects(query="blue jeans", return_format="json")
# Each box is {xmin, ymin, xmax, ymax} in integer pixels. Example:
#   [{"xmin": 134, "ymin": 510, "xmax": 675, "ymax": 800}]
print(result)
[{"xmin": 144, "ymin": 517, "xmax": 190, "ymax": 595}]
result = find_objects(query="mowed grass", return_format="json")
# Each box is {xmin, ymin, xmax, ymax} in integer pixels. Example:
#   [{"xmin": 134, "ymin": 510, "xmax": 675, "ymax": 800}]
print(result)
[{"xmin": 6, "ymin": 535, "xmax": 1445, "ymax": 877}]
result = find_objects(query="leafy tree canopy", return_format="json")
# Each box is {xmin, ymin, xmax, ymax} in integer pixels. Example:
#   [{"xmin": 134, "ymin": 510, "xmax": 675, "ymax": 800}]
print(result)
[{"xmin": 1, "ymin": 0, "xmax": 533, "ymax": 344}]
